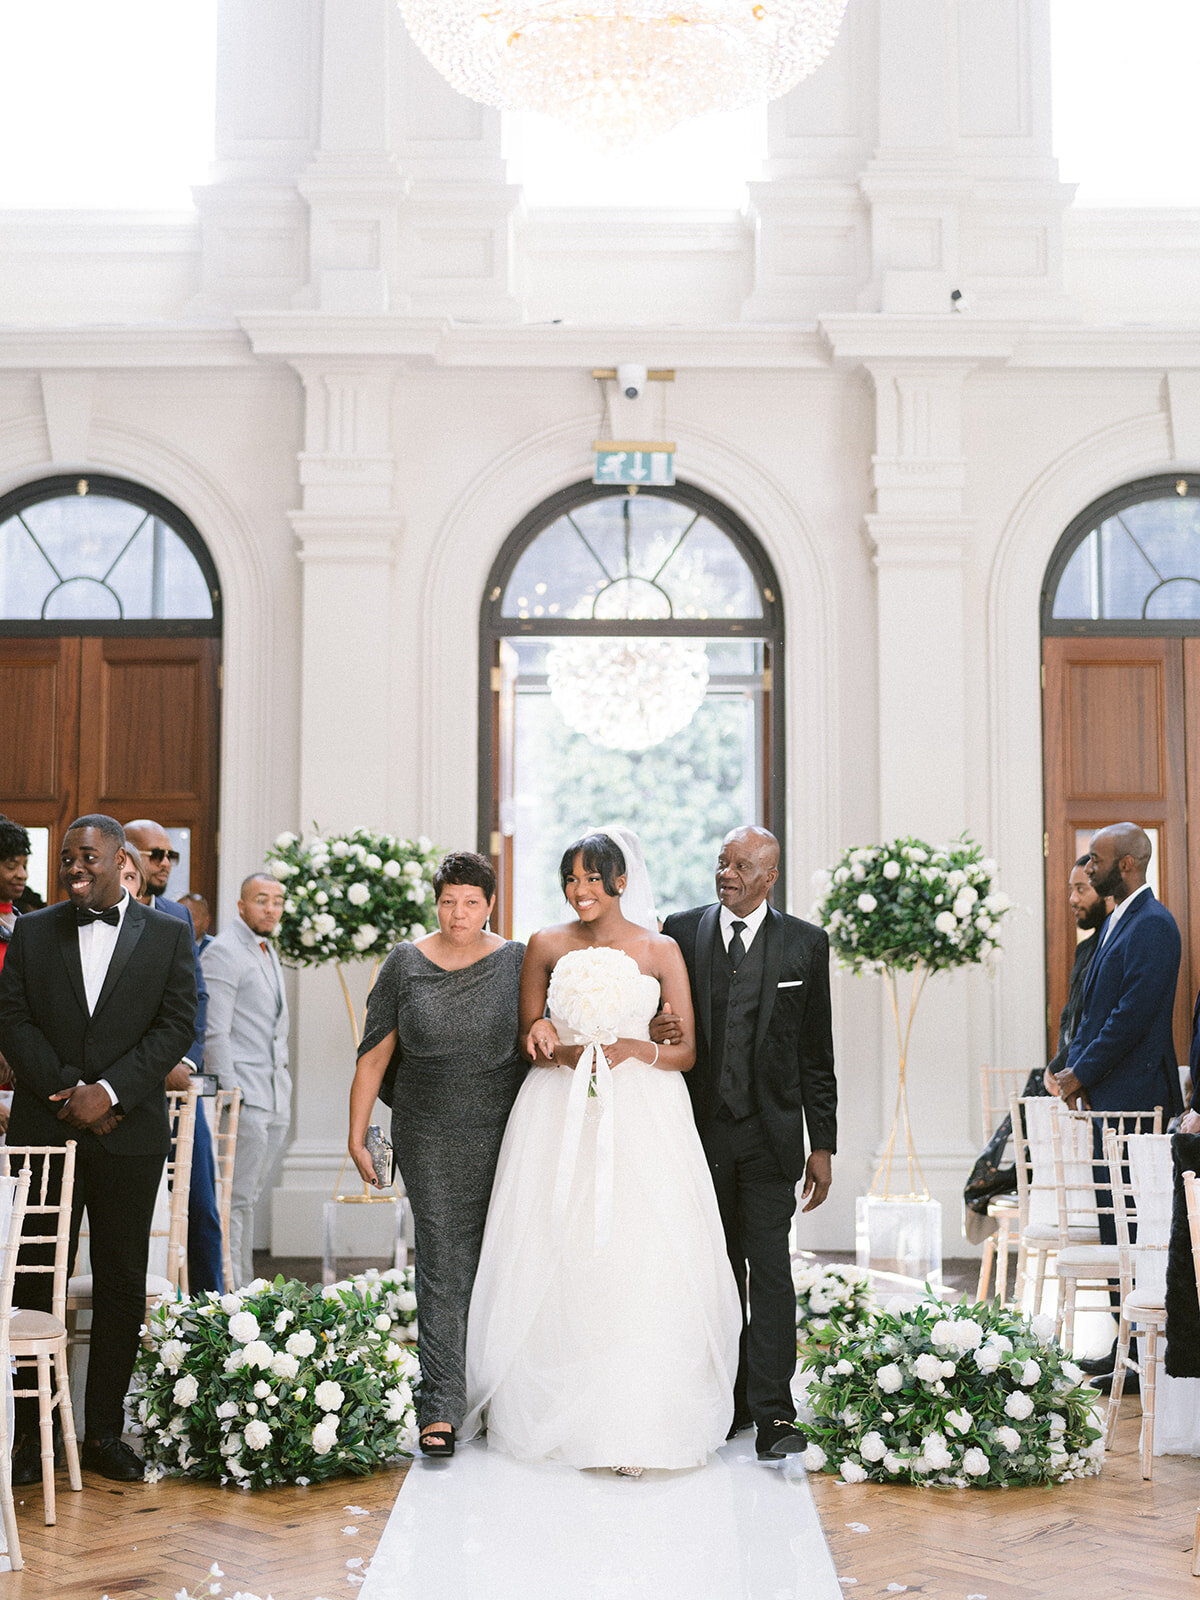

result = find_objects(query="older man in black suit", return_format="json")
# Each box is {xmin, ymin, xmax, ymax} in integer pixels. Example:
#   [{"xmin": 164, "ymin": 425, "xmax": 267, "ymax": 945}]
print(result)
[
  {"xmin": 652, "ymin": 825, "xmax": 837, "ymax": 1462},
  {"xmin": 0, "ymin": 814, "xmax": 196, "ymax": 1482}
]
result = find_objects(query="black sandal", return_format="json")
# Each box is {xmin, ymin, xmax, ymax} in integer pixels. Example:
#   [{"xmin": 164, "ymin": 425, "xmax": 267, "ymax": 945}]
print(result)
[{"xmin": 419, "ymin": 1425, "xmax": 456, "ymax": 1457}]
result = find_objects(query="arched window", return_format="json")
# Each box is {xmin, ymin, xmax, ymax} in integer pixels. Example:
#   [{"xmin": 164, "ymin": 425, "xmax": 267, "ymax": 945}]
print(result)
[
  {"xmin": 1043, "ymin": 474, "xmax": 1200, "ymax": 631},
  {"xmin": 0, "ymin": 475, "xmax": 219, "ymax": 630},
  {"xmin": 480, "ymin": 482, "xmax": 784, "ymax": 938}
]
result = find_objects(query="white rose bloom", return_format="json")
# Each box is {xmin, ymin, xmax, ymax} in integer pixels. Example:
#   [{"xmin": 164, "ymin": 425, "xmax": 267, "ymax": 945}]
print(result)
[
  {"xmin": 876, "ymin": 1363, "xmax": 903, "ymax": 1393},
  {"xmin": 856, "ymin": 893, "xmax": 877, "ymax": 913},
  {"xmin": 383, "ymin": 859, "xmax": 401, "ymax": 878},
  {"xmin": 315, "ymin": 891, "xmax": 328, "ymax": 905},
  {"xmin": 275, "ymin": 831, "xmax": 299, "ymax": 849},
  {"xmin": 406, "ymin": 924, "xmax": 425, "ymax": 941},
  {"xmin": 374, "ymin": 1314, "xmax": 392, "ymax": 1333},
  {"xmin": 300, "ymin": 930, "xmax": 317, "ymax": 947},
  {"xmin": 859, "ymin": 1432, "xmax": 887, "ymax": 1462},
  {"xmin": 273, "ymin": 1310, "xmax": 294, "ymax": 1333},
  {"xmin": 993, "ymin": 1426, "xmax": 1021, "ymax": 1452},
  {"xmin": 160, "ymin": 1339, "xmax": 187, "ymax": 1372},
  {"xmin": 921, "ymin": 1432, "xmax": 953, "ymax": 1470},
  {"xmin": 286, "ymin": 1328, "xmax": 318, "ymax": 1359},
  {"xmin": 227, "ymin": 1311, "xmax": 261, "ymax": 1345},
  {"xmin": 962, "ymin": 1447, "xmax": 990, "ymax": 1477},
  {"xmin": 417, "ymin": 835, "xmax": 433, "ymax": 853},
  {"xmin": 331, "ymin": 841, "xmax": 349, "ymax": 858},
  {"xmin": 219, "ymin": 1294, "xmax": 243, "ymax": 1316},
  {"xmin": 244, "ymin": 1420, "xmax": 272, "ymax": 1451},
  {"xmin": 313, "ymin": 913, "xmax": 337, "ymax": 937},
  {"xmin": 914, "ymin": 1353, "xmax": 942, "ymax": 1383},
  {"xmin": 934, "ymin": 911, "xmax": 957, "ymax": 934},
  {"xmin": 314, "ymin": 1380, "xmax": 345, "ymax": 1412},
  {"xmin": 216, "ymin": 1400, "xmax": 239, "ymax": 1420},
  {"xmin": 1060, "ymin": 1360, "xmax": 1083, "ymax": 1384},
  {"xmin": 311, "ymin": 1422, "xmax": 338, "ymax": 1455},
  {"xmin": 242, "ymin": 1340, "xmax": 274, "ymax": 1370},
  {"xmin": 883, "ymin": 1450, "xmax": 904, "ymax": 1474},
  {"xmin": 1019, "ymin": 1359, "xmax": 1041, "ymax": 1386},
  {"xmin": 220, "ymin": 1432, "xmax": 242, "ymax": 1456},
  {"xmin": 952, "ymin": 894, "xmax": 975, "ymax": 920},
  {"xmin": 1048, "ymin": 1412, "xmax": 1067, "ymax": 1435},
  {"xmin": 1005, "ymin": 1391, "xmax": 1035, "ymax": 1420},
  {"xmin": 984, "ymin": 891, "xmax": 1011, "ymax": 914},
  {"xmin": 1030, "ymin": 1313, "xmax": 1056, "ymax": 1344},
  {"xmin": 223, "ymin": 1350, "xmax": 246, "ymax": 1374},
  {"xmin": 833, "ymin": 866, "xmax": 850, "ymax": 885},
  {"xmin": 252, "ymin": 1380, "xmax": 270, "ymax": 1399},
  {"xmin": 347, "ymin": 883, "xmax": 370, "ymax": 907},
  {"xmin": 172, "ymin": 1374, "xmax": 199, "ymax": 1407},
  {"xmin": 352, "ymin": 925, "xmax": 378, "ymax": 952},
  {"xmin": 882, "ymin": 860, "xmax": 901, "ymax": 880},
  {"xmin": 974, "ymin": 1344, "xmax": 1002, "ymax": 1374},
  {"xmin": 270, "ymin": 860, "xmax": 295, "ymax": 879},
  {"xmin": 945, "ymin": 1408, "xmax": 973, "ymax": 1435},
  {"xmin": 840, "ymin": 1460, "xmax": 868, "ymax": 1484},
  {"xmin": 365, "ymin": 853, "xmax": 382, "ymax": 870}
]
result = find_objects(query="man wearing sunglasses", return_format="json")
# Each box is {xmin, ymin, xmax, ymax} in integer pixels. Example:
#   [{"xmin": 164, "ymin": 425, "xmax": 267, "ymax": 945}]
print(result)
[{"xmin": 125, "ymin": 820, "xmax": 224, "ymax": 1295}]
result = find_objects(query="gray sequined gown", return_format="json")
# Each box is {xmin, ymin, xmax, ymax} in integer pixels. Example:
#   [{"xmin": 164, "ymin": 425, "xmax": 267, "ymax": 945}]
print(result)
[{"xmin": 358, "ymin": 938, "xmax": 525, "ymax": 1428}]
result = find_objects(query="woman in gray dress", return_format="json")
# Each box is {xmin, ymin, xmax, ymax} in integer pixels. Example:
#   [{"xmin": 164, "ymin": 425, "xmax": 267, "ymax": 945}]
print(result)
[{"xmin": 348, "ymin": 851, "xmax": 525, "ymax": 1457}]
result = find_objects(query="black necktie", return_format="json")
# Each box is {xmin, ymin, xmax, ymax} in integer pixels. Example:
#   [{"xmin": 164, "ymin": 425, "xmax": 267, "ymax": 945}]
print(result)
[
  {"xmin": 728, "ymin": 920, "xmax": 747, "ymax": 970},
  {"xmin": 75, "ymin": 905, "xmax": 120, "ymax": 928}
]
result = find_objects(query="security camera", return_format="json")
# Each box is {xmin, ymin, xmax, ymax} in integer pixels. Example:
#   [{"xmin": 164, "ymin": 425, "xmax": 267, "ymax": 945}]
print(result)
[{"xmin": 617, "ymin": 363, "xmax": 648, "ymax": 400}]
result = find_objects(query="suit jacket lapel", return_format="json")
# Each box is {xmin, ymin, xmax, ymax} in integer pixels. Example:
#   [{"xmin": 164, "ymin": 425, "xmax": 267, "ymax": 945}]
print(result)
[
  {"xmin": 1084, "ymin": 890, "xmax": 1151, "ymax": 999},
  {"xmin": 55, "ymin": 907, "xmax": 88, "ymax": 1016},
  {"xmin": 695, "ymin": 905, "xmax": 720, "ymax": 1044},
  {"xmin": 92, "ymin": 901, "xmax": 146, "ymax": 1017},
  {"xmin": 754, "ymin": 906, "xmax": 784, "ymax": 1060}
]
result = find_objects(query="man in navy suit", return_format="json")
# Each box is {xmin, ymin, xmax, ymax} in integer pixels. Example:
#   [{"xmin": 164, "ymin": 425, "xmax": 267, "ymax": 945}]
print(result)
[
  {"xmin": 125, "ymin": 820, "xmax": 224, "ymax": 1295},
  {"xmin": 1054, "ymin": 822, "xmax": 1182, "ymax": 1118}
]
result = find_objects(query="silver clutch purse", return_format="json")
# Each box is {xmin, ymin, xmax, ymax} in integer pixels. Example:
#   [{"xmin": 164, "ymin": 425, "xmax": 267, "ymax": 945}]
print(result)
[{"xmin": 364, "ymin": 1123, "xmax": 394, "ymax": 1188}]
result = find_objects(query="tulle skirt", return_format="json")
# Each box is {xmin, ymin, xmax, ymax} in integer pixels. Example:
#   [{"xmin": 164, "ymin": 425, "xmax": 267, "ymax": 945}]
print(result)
[{"xmin": 463, "ymin": 1057, "xmax": 740, "ymax": 1469}]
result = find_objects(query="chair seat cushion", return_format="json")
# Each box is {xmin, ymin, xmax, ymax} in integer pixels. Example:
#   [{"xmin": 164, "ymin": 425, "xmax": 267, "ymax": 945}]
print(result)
[
  {"xmin": 1054, "ymin": 1244, "xmax": 1120, "ymax": 1275},
  {"xmin": 1123, "ymin": 1289, "xmax": 1167, "ymax": 1317},
  {"xmin": 68, "ymin": 1273, "xmax": 174, "ymax": 1302},
  {"xmin": 1021, "ymin": 1224, "xmax": 1101, "ymax": 1244},
  {"xmin": 10, "ymin": 1309, "xmax": 68, "ymax": 1344}
]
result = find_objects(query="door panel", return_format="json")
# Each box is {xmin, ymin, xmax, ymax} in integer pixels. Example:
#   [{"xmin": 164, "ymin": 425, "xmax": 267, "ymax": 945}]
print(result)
[
  {"xmin": 0, "ymin": 634, "xmax": 219, "ymax": 911},
  {"xmin": 1043, "ymin": 636, "xmax": 1190, "ymax": 1064}
]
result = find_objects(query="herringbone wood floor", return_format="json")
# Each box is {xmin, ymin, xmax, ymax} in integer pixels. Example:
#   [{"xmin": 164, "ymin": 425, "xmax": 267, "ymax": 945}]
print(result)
[{"xmin": 5, "ymin": 1400, "xmax": 1197, "ymax": 1598}]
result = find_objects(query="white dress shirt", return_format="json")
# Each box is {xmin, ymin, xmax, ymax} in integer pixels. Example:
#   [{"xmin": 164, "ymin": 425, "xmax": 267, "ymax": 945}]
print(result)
[
  {"xmin": 76, "ymin": 889, "xmax": 130, "ymax": 1106},
  {"xmin": 1099, "ymin": 880, "xmax": 1151, "ymax": 947},
  {"xmin": 719, "ymin": 898, "xmax": 769, "ymax": 952}
]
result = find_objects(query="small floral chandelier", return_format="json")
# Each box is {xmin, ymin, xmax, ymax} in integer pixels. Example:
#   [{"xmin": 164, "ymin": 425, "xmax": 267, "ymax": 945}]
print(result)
[
  {"xmin": 397, "ymin": 0, "xmax": 850, "ymax": 146},
  {"xmin": 547, "ymin": 636, "xmax": 709, "ymax": 750}
]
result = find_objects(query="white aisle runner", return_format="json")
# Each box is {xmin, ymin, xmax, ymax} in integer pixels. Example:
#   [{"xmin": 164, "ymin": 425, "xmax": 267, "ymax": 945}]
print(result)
[{"xmin": 359, "ymin": 1438, "xmax": 841, "ymax": 1600}]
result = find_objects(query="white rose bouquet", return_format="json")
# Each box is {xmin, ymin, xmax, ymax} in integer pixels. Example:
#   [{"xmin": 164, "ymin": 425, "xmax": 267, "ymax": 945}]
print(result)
[
  {"xmin": 800, "ymin": 1297, "xmax": 1102, "ymax": 1489},
  {"xmin": 547, "ymin": 946, "xmax": 646, "ymax": 1095},
  {"xmin": 130, "ymin": 1268, "xmax": 419, "ymax": 1489}
]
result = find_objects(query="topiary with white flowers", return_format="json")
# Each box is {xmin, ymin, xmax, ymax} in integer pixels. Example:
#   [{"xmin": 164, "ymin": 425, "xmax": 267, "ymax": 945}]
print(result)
[
  {"xmin": 266, "ymin": 828, "xmax": 442, "ymax": 969},
  {"xmin": 810, "ymin": 835, "xmax": 1012, "ymax": 977},
  {"xmin": 129, "ymin": 1269, "xmax": 419, "ymax": 1489},
  {"xmin": 798, "ymin": 1297, "xmax": 1104, "ymax": 1488}
]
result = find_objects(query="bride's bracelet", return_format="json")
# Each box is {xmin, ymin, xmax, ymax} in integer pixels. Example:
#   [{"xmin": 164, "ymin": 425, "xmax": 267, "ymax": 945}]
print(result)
[{"xmin": 647, "ymin": 1041, "xmax": 659, "ymax": 1067}]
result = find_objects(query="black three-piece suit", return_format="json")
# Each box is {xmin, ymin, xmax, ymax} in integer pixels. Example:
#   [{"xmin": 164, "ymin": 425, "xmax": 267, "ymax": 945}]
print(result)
[
  {"xmin": 0, "ymin": 897, "xmax": 196, "ymax": 1440},
  {"xmin": 662, "ymin": 902, "xmax": 838, "ymax": 1426}
]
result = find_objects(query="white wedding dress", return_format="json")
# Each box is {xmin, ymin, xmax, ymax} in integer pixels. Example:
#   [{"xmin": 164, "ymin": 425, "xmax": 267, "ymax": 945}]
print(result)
[{"xmin": 462, "ymin": 962, "xmax": 741, "ymax": 1470}]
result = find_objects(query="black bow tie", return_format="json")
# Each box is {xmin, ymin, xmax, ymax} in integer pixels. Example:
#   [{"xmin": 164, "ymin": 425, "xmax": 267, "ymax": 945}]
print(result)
[{"xmin": 75, "ymin": 905, "xmax": 120, "ymax": 928}]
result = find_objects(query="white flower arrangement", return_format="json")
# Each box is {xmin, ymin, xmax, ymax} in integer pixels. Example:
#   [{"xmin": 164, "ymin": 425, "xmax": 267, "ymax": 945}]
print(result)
[
  {"xmin": 266, "ymin": 829, "xmax": 442, "ymax": 969},
  {"xmin": 793, "ymin": 1259, "xmax": 873, "ymax": 1348},
  {"xmin": 801, "ymin": 1297, "xmax": 1103, "ymax": 1489},
  {"xmin": 131, "ymin": 1268, "xmax": 419, "ymax": 1490},
  {"xmin": 547, "ymin": 945, "xmax": 644, "ymax": 1044},
  {"xmin": 811, "ymin": 836, "xmax": 1013, "ymax": 976}
]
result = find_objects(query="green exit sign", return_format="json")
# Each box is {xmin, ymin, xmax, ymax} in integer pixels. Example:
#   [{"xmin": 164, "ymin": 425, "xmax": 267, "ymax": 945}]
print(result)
[{"xmin": 593, "ymin": 441, "xmax": 676, "ymax": 486}]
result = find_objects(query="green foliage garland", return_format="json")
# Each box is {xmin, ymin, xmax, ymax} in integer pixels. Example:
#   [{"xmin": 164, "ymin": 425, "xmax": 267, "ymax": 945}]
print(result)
[
  {"xmin": 130, "ymin": 1270, "xmax": 419, "ymax": 1489},
  {"xmin": 799, "ymin": 1298, "xmax": 1103, "ymax": 1488}
]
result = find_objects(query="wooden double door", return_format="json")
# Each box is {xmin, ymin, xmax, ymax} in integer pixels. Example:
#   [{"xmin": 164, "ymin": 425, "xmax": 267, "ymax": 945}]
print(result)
[
  {"xmin": 0, "ymin": 634, "xmax": 220, "ymax": 910},
  {"xmin": 1043, "ymin": 634, "xmax": 1200, "ymax": 1064}
]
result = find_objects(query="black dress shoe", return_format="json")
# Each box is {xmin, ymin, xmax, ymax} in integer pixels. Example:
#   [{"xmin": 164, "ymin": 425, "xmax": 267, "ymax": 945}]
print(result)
[
  {"xmin": 1091, "ymin": 1368, "xmax": 1139, "ymax": 1397},
  {"xmin": 756, "ymin": 1419, "xmax": 807, "ymax": 1460},
  {"xmin": 1077, "ymin": 1340, "xmax": 1122, "ymax": 1377},
  {"xmin": 81, "ymin": 1437, "xmax": 145, "ymax": 1482},
  {"xmin": 10, "ymin": 1434, "xmax": 44, "ymax": 1487},
  {"xmin": 726, "ymin": 1411, "xmax": 754, "ymax": 1440}
]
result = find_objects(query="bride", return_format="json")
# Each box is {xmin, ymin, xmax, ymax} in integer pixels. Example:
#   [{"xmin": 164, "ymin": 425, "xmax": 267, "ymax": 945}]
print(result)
[{"xmin": 462, "ymin": 826, "xmax": 740, "ymax": 1475}]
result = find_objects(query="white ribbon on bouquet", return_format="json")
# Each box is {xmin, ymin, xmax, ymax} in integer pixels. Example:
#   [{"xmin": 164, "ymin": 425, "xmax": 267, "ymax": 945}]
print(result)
[{"xmin": 551, "ymin": 1034, "xmax": 617, "ymax": 1250}]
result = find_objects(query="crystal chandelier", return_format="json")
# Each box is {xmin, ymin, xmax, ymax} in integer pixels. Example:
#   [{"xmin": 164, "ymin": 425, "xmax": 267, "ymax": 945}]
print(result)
[
  {"xmin": 397, "ymin": 0, "xmax": 850, "ymax": 146},
  {"xmin": 546, "ymin": 637, "xmax": 709, "ymax": 751}
]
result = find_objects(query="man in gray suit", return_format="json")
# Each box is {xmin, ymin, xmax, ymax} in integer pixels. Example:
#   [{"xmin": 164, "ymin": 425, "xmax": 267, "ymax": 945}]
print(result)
[{"xmin": 201, "ymin": 873, "xmax": 289, "ymax": 1287}]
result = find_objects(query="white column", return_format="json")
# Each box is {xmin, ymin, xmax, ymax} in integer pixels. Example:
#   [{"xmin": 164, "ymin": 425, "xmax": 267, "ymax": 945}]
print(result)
[
  {"xmin": 271, "ymin": 362, "xmax": 402, "ymax": 1254},
  {"xmin": 193, "ymin": 0, "xmax": 320, "ymax": 310}
]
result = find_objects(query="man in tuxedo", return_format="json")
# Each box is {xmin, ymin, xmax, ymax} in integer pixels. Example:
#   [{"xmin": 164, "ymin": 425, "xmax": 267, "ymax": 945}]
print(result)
[
  {"xmin": 201, "ymin": 873, "xmax": 289, "ymax": 1288},
  {"xmin": 0, "ymin": 814, "xmax": 196, "ymax": 1481},
  {"xmin": 652, "ymin": 825, "xmax": 837, "ymax": 1461},
  {"xmin": 125, "ymin": 819, "xmax": 223, "ymax": 1294}
]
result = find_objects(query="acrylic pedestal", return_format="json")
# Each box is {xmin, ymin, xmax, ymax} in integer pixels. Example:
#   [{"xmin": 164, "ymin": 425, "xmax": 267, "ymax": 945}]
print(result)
[
  {"xmin": 322, "ymin": 1191, "xmax": 411, "ymax": 1286},
  {"xmin": 855, "ymin": 1194, "xmax": 943, "ymax": 1288}
]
